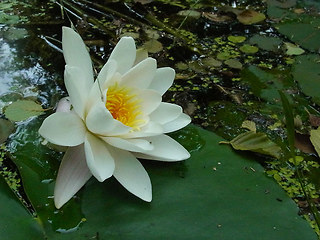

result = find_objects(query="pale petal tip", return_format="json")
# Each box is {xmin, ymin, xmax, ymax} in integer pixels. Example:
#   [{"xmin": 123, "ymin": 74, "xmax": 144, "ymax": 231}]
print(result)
[{"xmin": 54, "ymin": 197, "xmax": 64, "ymax": 209}]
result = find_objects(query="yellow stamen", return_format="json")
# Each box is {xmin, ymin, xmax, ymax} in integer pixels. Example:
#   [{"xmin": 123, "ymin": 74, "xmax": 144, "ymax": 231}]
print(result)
[{"xmin": 106, "ymin": 83, "xmax": 144, "ymax": 129}]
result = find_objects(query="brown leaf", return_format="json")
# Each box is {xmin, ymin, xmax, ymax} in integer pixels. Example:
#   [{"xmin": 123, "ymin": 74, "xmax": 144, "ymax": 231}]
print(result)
[
  {"xmin": 309, "ymin": 114, "xmax": 320, "ymax": 127},
  {"xmin": 202, "ymin": 12, "xmax": 233, "ymax": 23},
  {"xmin": 294, "ymin": 132, "xmax": 316, "ymax": 154}
]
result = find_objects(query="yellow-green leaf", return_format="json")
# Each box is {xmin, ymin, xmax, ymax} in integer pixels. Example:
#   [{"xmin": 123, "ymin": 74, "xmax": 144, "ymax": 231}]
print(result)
[
  {"xmin": 310, "ymin": 127, "xmax": 320, "ymax": 157},
  {"xmin": 4, "ymin": 100, "xmax": 44, "ymax": 122},
  {"xmin": 228, "ymin": 131, "xmax": 282, "ymax": 159}
]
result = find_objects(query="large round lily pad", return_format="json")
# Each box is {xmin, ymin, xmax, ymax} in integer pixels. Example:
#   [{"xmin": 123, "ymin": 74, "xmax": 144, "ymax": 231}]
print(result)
[{"xmin": 7, "ymin": 122, "xmax": 317, "ymax": 239}]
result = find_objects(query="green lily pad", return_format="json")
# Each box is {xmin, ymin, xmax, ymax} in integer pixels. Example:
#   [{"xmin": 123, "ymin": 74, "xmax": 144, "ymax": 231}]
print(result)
[
  {"xmin": 228, "ymin": 36, "xmax": 246, "ymax": 43},
  {"xmin": 4, "ymin": 100, "xmax": 44, "ymax": 122},
  {"xmin": 292, "ymin": 54, "xmax": 320, "ymax": 105},
  {"xmin": 224, "ymin": 59, "xmax": 243, "ymax": 69},
  {"xmin": 201, "ymin": 57, "xmax": 222, "ymax": 68},
  {"xmin": 8, "ymin": 122, "xmax": 317, "ymax": 239},
  {"xmin": 217, "ymin": 51, "xmax": 232, "ymax": 60},
  {"xmin": 249, "ymin": 35, "xmax": 282, "ymax": 52},
  {"xmin": 241, "ymin": 65, "xmax": 294, "ymax": 102},
  {"xmin": 274, "ymin": 10, "xmax": 320, "ymax": 52},
  {"xmin": 240, "ymin": 44, "xmax": 259, "ymax": 54},
  {"xmin": 0, "ymin": 175, "xmax": 43, "ymax": 239}
]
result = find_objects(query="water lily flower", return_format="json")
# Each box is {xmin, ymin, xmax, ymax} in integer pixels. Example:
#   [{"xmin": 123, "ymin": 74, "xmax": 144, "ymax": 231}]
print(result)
[{"xmin": 39, "ymin": 27, "xmax": 191, "ymax": 209}]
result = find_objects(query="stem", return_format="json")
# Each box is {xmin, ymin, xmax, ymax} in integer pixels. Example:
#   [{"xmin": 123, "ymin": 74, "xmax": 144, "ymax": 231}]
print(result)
[
  {"xmin": 59, "ymin": 0, "xmax": 116, "ymax": 38},
  {"xmin": 69, "ymin": 0, "xmax": 205, "ymax": 54}
]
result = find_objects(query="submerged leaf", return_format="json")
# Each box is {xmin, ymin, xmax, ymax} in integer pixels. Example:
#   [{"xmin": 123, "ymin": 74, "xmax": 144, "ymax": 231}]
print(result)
[
  {"xmin": 0, "ymin": 119, "xmax": 15, "ymax": 144},
  {"xmin": 142, "ymin": 40, "xmax": 163, "ymax": 53},
  {"xmin": 224, "ymin": 59, "xmax": 243, "ymax": 69},
  {"xmin": 4, "ymin": 100, "xmax": 44, "ymax": 122},
  {"xmin": 227, "ymin": 131, "xmax": 282, "ymax": 159}
]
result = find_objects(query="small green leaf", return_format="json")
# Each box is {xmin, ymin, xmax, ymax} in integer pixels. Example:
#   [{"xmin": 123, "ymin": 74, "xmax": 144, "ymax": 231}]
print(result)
[
  {"xmin": 0, "ymin": 119, "xmax": 15, "ymax": 144},
  {"xmin": 240, "ymin": 44, "xmax": 259, "ymax": 54},
  {"xmin": 284, "ymin": 42, "xmax": 305, "ymax": 55},
  {"xmin": 224, "ymin": 59, "xmax": 243, "ymax": 69},
  {"xmin": 228, "ymin": 131, "xmax": 282, "ymax": 159},
  {"xmin": 201, "ymin": 57, "xmax": 222, "ymax": 68},
  {"xmin": 4, "ymin": 100, "xmax": 44, "ymax": 122},
  {"xmin": 228, "ymin": 36, "xmax": 246, "ymax": 43},
  {"xmin": 310, "ymin": 127, "xmax": 320, "ymax": 157}
]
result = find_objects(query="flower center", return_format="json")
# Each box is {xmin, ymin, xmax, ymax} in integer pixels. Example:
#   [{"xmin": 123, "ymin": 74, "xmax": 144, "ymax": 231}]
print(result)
[{"xmin": 106, "ymin": 83, "xmax": 144, "ymax": 129}]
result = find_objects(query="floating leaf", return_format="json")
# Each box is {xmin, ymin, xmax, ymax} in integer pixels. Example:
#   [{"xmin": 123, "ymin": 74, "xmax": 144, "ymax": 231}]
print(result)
[
  {"xmin": 284, "ymin": 42, "xmax": 305, "ymax": 55},
  {"xmin": 249, "ymin": 35, "xmax": 282, "ymax": 51},
  {"xmin": 4, "ymin": 100, "xmax": 44, "ymax": 122},
  {"xmin": 293, "ymin": 54, "xmax": 320, "ymax": 105},
  {"xmin": 202, "ymin": 12, "xmax": 232, "ymax": 22},
  {"xmin": 237, "ymin": 10, "xmax": 266, "ymax": 25},
  {"xmin": 0, "ymin": 119, "xmax": 15, "ymax": 144},
  {"xmin": 226, "ymin": 131, "xmax": 282, "ymax": 159},
  {"xmin": 310, "ymin": 127, "xmax": 320, "ymax": 157},
  {"xmin": 217, "ymin": 51, "xmax": 232, "ymax": 60},
  {"xmin": 224, "ymin": 59, "xmax": 243, "ymax": 69},
  {"xmin": 142, "ymin": 40, "xmax": 163, "ymax": 53},
  {"xmin": 240, "ymin": 44, "xmax": 259, "ymax": 54},
  {"xmin": 267, "ymin": 0, "xmax": 297, "ymax": 8},
  {"xmin": 201, "ymin": 57, "xmax": 222, "ymax": 68},
  {"xmin": 9, "ymin": 124, "xmax": 317, "ymax": 239},
  {"xmin": 228, "ymin": 36, "xmax": 246, "ymax": 43},
  {"xmin": 0, "ymin": 176, "xmax": 43, "ymax": 239},
  {"xmin": 275, "ymin": 16, "xmax": 320, "ymax": 52}
]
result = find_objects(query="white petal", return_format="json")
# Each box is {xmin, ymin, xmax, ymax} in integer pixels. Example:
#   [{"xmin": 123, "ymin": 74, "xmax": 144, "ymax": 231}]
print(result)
[
  {"xmin": 39, "ymin": 112, "xmax": 86, "ymax": 146},
  {"xmin": 112, "ymin": 149, "xmax": 152, "ymax": 202},
  {"xmin": 55, "ymin": 97, "xmax": 71, "ymax": 113},
  {"xmin": 86, "ymin": 101, "xmax": 131, "ymax": 136},
  {"xmin": 138, "ymin": 89, "xmax": 162, "ymax": 115},
  {"xmin": 96, "ymin": 59, "xmax": 117, "ymax": 90},
  {"xmin": 149, "ymin": 102, "xmax": 182, "ymax": 125},
  {"xmin": 163, "ymin": 113, "xmax": 191, "ymax": 133},
  {"xmin": 64, "ymin": 66, "xmax": 89, "ymax": 119},
  {"xmin": 54, "ymin": 144, "xmax": 92, "ymax": 209},
  {"xmin": 120, "ymin": 58, "xmax": 157, "ymax": 89},
  {"xmin": 103, "ymin": 137, "xmax": 153, "ymax": 152},
  {"xmin": 84, "ymin": 133, "xmax": 115, "ymax": 182},
  {"xmin": 108, "ymin": 37, "xmax": 136, "ymax": 74},
  {"xmin": 62, "ymin": 27, "xmax": 94, "ymax": 86},
  {"xmin": 133, "ymin": 134, "xmax": 190, "ymax": 161},
  {"xmin": 148, "ymin": 67, "xmax": 175, "ymax": 95},
  {"xmin": 121, "ymin": 121, "xmax": 163, "ymax": 138}
]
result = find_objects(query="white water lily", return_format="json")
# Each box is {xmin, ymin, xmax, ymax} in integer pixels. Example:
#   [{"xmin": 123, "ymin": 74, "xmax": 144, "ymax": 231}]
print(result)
[{"xmin": 39, "ymin": 27, "xmax": 191, "ymax": 209}]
